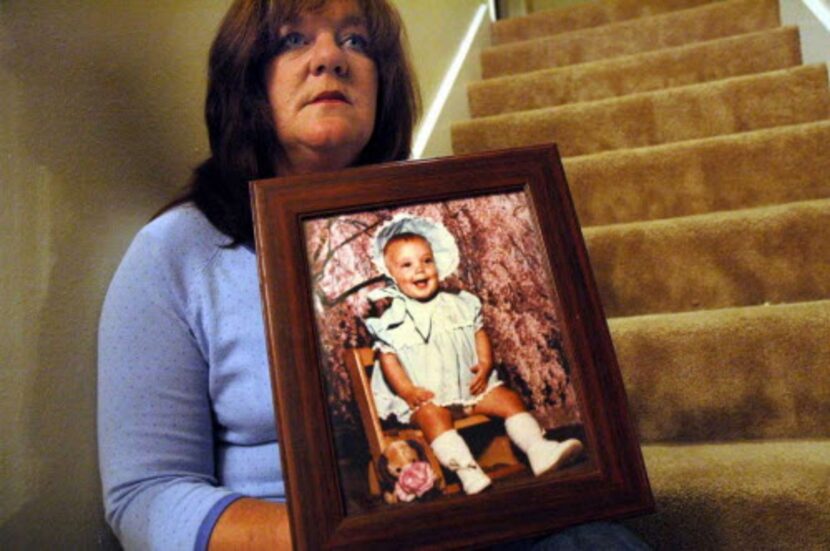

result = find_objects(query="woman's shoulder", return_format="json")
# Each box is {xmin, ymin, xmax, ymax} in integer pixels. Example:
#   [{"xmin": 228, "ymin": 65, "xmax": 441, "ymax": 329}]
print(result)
[
  {"xmin": 111, "ymin": 203, "xmax": 238, "ymax": 297},
  {"xmin": 139, "ymin": 203, "xmax": 228, "ymax": 254},
  {"xmin": 127, "ymin": 203, "xmax": 237, "ymax": 271}
]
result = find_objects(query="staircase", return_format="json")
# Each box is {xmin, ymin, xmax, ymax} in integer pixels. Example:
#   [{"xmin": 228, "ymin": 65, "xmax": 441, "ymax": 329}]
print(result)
[{"xmin": 452, "ymin": 0, "xmax": 830, "ymax": 548}]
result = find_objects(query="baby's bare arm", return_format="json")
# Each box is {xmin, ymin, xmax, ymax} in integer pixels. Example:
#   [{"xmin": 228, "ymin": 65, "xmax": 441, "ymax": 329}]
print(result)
[
  {"xmin": 379, "ymin": 351, "xmax": 434, "ymax": 409},
  {"xmin": 470, "ymin": 329, "xmax": 494, "ymax": 395},
  {"xmin": 474, "ymin": 329, "xmax": 493, "ymax": 370}
]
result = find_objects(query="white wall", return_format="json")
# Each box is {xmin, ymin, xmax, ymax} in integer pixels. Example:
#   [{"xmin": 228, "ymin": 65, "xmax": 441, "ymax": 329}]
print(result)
[
  {"xmin": 400, "ymin": 1, "xmax": 492, "ymax": 158},
  {"xmin": 1, "ymin": 3, "xmax": 232, "ymax": 547},
  {"xmin": 780, "ymin": 0, "xmax": 830, "ymax": 67}
]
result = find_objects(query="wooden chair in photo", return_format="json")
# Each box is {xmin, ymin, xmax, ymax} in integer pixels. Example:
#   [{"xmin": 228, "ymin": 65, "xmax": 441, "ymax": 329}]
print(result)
[{"xmin": 343, "ymin": 347, "xmax": 526, "ymax": 498}]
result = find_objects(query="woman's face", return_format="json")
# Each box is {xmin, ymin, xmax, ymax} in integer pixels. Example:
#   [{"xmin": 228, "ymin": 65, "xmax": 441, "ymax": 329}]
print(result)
[{"xmin": 267, "ymin": 0, "xmax": 378, "ymax": 176}]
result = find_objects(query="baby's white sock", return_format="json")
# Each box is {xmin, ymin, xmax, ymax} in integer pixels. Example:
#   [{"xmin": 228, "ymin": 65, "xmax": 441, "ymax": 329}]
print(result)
[
  {"xmin": 430, "ymin": 429, "xmax": 491, "ymax": 495},
  {"xmin": 505, "ymin": 412, "xmax": 583, "ymax": 476}
]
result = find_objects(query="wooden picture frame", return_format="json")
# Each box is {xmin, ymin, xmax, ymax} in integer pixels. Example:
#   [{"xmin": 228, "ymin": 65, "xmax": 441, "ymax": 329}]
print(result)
[{"xmin": 251, "ymin": 144, "xmax": 653, "ymax": 550}]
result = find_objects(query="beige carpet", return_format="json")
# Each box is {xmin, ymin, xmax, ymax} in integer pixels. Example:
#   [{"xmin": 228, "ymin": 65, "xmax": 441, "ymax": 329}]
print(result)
[
  {"xmin": 494, "ymin": 0, "xmax": 716, "ymax": 44},
  {"xmin": 470, "ymin": 27, "xmax": 802, "ymax": 117},
  {"xmin": 564, "ymin": 121, "xmax": 830, "ymax": 225},
  {"xmin": 454, "ymin": 64, "xmax": 830, "ymax": 156},
  {"xmin": 585, "ymin": 198, "xmax": 830, "ymax": 316},
  {"xmin": 453, "ymin": 0, "xmax": 830, "ymax": 547},
  {"xmin": 611, "ymin": 300, "xmax": 830, "ymax": 441},
  {"xmin": 630, "ymin": 440, "xmax": 830, "ymax": 549},
  {"xmin": 482, "ymin": 0, "xmax": 780, "ymax": 77}
]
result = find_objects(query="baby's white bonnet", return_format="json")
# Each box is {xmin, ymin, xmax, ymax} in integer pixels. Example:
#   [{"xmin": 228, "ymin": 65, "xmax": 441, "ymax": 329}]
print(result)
[{"xmin": 371, "ymin": 214, "xmax": 460, "ymax": 280}]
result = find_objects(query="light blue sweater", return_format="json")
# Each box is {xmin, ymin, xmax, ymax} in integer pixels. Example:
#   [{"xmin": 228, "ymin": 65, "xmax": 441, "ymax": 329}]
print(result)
[
  {"xmin": 97, "ymin": 205, "xmax": 285, "ymax": 550},
  {"xmin": 97, "ymin": 205, "xmax": 648, "ymax": 551}
]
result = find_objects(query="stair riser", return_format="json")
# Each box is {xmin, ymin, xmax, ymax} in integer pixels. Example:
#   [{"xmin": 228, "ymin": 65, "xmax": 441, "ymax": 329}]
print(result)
[
  {"xmin": 483, "ymin": 0, "xmax": 780, "ymax": 78},
  {"xmin": 625, "ymin": 440, "xmax": 830, "ymax": 549},
  {"xmin": 565, "ymin": 121, "xmax": 830, "ymax": 226},
  {"xmin": 471, "ymin": 27, "xmax": 801, "ymax": 117},
  {"xmin": 585, "ymin": 200, "xmax": 830, "ymax": 317},
  {"xmin": 471, "ymin": 1, "xmax": 830, "ymax": 546},
  {"xmin": 610, "ymin": 301, "xmax": 830, "ymax": 442},
  {"xmin": 453, "ymin": 65, "xmax": 830, "ymax": 158},
  {"xmin": 493, "ymin": 0, "xmax": 715, "ymax": 45}
]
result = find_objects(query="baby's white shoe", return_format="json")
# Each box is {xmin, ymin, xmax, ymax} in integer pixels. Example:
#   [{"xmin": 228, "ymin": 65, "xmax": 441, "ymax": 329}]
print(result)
[
  {"xmin": 527, "ymin": 438, "xmax": 584, "ymax": 476},
  {"xmin": 455, "ymin": 464, "xmax": 492, "ymax": 495},
  {"xmin": 431, "ymin": 429, "xmax": 492, "ymax": 495},
  {"xmin": 506, "ymin": 412, "xmax": 584, "ymax": 476}
]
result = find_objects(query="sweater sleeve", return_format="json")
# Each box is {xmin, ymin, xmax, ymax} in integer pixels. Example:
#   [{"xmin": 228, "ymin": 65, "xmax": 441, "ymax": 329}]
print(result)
[{"xmin": 97, "ymin": 224, "xmax": 240, "ymax": 551}]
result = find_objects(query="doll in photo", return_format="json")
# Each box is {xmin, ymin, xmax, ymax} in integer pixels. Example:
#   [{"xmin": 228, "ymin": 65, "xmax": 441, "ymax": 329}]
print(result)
[
  {"xmin": 377, "ymin": 439, "xmax": 442, "ymax": 504},
  {"xmin": 366, "ymin": 214, "xmax": 584, "ymax": 495}
]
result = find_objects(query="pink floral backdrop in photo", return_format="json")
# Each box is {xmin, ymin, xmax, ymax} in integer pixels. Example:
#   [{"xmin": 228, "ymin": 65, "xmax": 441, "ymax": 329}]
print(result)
[{"xmin": 304, "ymin": 191, "xmax": 581, "ymax": 431}]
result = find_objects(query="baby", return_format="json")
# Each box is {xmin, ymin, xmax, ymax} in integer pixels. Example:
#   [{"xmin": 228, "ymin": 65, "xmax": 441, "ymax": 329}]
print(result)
[{"xmin": 366, "ymin": 214, "xmax": 583, "ymax": 495}]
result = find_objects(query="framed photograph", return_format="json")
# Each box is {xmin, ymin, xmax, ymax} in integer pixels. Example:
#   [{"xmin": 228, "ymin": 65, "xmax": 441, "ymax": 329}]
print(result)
[{"xmin": 251, "ymin": 144, "xmax": 653, "ymax": 550}]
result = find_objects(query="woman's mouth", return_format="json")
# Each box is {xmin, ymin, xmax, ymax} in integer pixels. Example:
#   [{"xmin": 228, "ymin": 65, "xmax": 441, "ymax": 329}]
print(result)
[{"xmin": 311, "ymin": 90, "xmax": 349, "ymax": 104}]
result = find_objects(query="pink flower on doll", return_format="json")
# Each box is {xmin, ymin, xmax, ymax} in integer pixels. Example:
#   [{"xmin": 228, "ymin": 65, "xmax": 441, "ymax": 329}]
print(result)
[{"xmin": 394, "ymin": 461, "xmax": 437, "ymax": 502}]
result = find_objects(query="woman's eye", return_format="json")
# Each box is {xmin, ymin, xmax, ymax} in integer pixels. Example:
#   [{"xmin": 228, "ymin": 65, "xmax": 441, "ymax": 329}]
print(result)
[
  {"xmin": 279, "ymin": 32, "xmax": 307, "ymax": 51},
  {"xmin": 341, "ymin": 33, "xmax": 370, "ymax": 53}
]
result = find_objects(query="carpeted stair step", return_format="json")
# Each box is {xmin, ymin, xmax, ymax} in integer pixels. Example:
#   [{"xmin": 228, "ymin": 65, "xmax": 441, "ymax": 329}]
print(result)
[
  {"xmin": 609, "ymin": 301, "xmax": 830, "ymax": 442},
  {"xmin": 470, "ymin": 27, "xmax": 801, "ymax": 117},
  {"xmin": 453, "ymin": 64, "xmax": 830, "ymax": 157},
  {"xmin": 584, "ymin": 198, "xmax": 830, "ymax": 318},
  {"xmin": 625, "ymin": 440, "xmax": 830, "ymax": 549},
  {"xmin": 564, "ymin": 121, "xmax": 830, "ymax": 226},
  {"xmin": 467, "ymin": 0, "xmax": 830, "ymax": 547},
  {"xmin": 482, "ymin": 0, "xmax": 779, "ymax": 78},
  {"xmin": 492, "ymin": 0, "xmax": 716, "ymax": 45}
]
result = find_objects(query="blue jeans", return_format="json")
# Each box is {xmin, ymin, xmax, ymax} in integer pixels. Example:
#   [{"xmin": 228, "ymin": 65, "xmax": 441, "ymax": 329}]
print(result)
[{"xmin": 495, "ymin": 522, "xmax": 650, "ymax": 550}]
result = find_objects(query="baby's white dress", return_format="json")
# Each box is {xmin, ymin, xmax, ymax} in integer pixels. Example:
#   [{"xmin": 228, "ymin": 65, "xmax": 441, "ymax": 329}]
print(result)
[{"xmin": 366, "ymin": 288, "xmax": 502, "ymax": 423}]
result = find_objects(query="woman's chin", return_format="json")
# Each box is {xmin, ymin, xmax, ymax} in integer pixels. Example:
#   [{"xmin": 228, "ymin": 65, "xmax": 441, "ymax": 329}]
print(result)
[
  {"xmin": 291, "ymin": 134, "xmax": 367, "ymax": 171},
  {"xmin": 307, "ymin": 120, "xmax": 371, "ymax": 152}
]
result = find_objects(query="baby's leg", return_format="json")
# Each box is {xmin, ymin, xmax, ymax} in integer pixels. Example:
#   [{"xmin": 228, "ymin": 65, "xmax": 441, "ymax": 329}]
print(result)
[
  {"xmin": 471, "ymin": 386, "xmax": 526, "ymax": 418},
  {"xmin": 410, "ymin": 403, "xmax": 453, "ymax": 443},
  {"xmin": 412, "ymin": 403, "xmax": 491, "ymax": 494},
  {"xmin": 474, "ymin": 387, "xmax": 583, "ymax": 476}
]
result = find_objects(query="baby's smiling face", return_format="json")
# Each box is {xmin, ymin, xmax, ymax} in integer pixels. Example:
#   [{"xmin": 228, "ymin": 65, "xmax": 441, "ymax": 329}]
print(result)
[{"xmin": 383, "ymin": 235, "xmax": 439, "ymax": 301}]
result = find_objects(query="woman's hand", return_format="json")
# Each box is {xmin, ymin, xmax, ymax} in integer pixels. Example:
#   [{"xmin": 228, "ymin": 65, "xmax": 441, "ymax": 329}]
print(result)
[
  {"xmin": 469, "ymin": 363, "xmax": 492, "ymax": 395},
  {"xmin": 209, "ymin": 498, "xmax": 291, "ymax": 551},
  {"xmin": 401, "ymin": 386, "xmax": 435, "ymax": 410}
]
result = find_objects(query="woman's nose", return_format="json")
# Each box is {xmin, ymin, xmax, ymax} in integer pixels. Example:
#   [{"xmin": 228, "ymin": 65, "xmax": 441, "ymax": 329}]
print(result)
[{"xmin": 310, "ymin": 34, "xmax": 348, "ymax": 77}]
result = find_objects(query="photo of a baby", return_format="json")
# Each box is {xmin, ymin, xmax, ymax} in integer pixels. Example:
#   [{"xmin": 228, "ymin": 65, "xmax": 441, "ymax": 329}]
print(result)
[
  {"xmin": 302, "ymin": 190, "xmax": 589, "ymax": 514},
  {"xmin": 367, "ymin": 215, "xmax": 583, "ymax": 495}
]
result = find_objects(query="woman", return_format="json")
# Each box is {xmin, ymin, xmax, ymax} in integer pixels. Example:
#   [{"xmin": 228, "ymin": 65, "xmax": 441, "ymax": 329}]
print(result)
[
  {"xmin": 98, "ymin": 0, "xmax": 647, "ymax": 549},
  {"xmin": 98, "ymin": 0, "xmax": 416, "ymax": 549}
]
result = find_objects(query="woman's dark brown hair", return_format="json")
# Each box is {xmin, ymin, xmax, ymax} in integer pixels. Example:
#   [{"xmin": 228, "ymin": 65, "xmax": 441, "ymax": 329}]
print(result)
[{"xmin": 166, "ymin": 0, "xmax": 421, "ymax": 245}]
